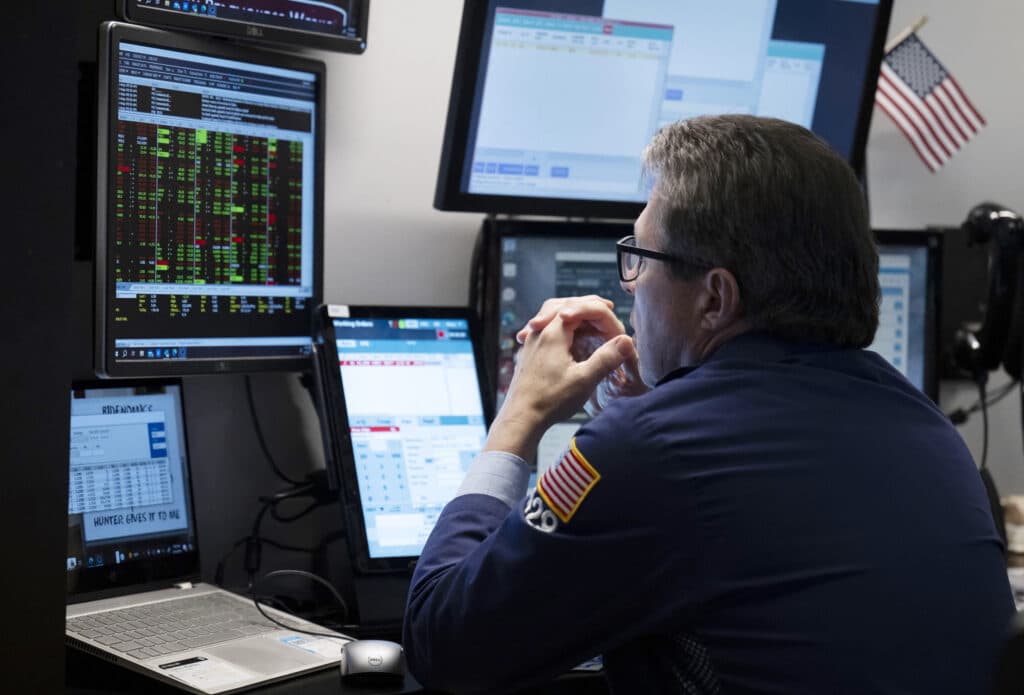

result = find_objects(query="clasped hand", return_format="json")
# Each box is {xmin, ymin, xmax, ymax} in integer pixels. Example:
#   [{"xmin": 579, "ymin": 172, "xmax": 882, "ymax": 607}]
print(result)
[{"xmin": 484, "ymin": 296, "xmax": 647, "ymax": 460}]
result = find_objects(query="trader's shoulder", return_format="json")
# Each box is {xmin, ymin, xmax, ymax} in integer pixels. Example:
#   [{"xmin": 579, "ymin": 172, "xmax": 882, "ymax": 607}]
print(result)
[
  {"xmin": 574, "ymin": 378, "xmax": 711, "ymax": 472},
  {"xmin": 588, "ymin": 365, "xmax": 744, "ymax": 433}
]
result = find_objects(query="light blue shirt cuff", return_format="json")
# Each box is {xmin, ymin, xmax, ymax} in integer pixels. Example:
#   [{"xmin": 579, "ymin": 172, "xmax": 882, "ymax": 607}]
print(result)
[{"xmin": 456, "ymin": 451, "xmax": 530, "ymax": 509}]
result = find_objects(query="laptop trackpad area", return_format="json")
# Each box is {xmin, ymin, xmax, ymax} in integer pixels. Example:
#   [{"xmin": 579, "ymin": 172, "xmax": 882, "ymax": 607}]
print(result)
[{"xmin": 205, "ymin": 635, "xmax": 331, "ymax": 675}]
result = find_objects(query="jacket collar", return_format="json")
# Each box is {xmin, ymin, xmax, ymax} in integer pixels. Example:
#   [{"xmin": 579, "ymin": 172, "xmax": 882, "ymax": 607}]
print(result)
[{"xmin": 654, "ymin": 331, "xmax": 840, "ymax": 387}]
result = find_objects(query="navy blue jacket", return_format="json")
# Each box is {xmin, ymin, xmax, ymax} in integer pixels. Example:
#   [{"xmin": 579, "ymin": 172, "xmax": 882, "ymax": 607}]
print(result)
[{"xmin": 404, "ymin": 333, "xmax": 1014, "ymax": 694}]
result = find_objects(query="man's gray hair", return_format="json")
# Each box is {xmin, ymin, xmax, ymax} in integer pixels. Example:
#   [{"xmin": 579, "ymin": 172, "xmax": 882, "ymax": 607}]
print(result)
[{"xmin": 642, "ymin": 114, "xmax": 880, "ymax": 348}]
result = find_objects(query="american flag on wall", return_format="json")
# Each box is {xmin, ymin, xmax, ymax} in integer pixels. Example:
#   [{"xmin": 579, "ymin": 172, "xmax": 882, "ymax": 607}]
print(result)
[{"xmin": 875, "ymin": 33, "xmax": 985, "ymax": 172}]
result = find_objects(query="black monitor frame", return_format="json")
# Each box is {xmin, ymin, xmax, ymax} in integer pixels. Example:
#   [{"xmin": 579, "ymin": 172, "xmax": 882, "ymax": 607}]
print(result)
[
  {"xmin": 874, "ymin": 229, "xmax": 943, "ymax": 403},
  {"xmin": 118, "ymin": 0, "xmax": 369, "ymax": 54},
  {"xmin": 95, "ymin": 21, "xmax": 325, "ymax": 377},
  {"xmin": 435, "ymin": 0, "xmax": 893, "ymax": 219},
  {"xmin": 313, "ymin": 304, "xmax": 495, "ymax": 574}
]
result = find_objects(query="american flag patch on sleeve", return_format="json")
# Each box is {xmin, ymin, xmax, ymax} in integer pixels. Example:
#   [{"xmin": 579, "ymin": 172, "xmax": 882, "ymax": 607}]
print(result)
[{"xmin": 536, "ymin": 438, "xmax": 601, "ymax": 523}]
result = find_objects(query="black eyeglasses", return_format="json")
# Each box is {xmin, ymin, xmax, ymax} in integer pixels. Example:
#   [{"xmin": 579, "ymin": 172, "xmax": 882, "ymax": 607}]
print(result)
[{"xmin": 615, "ymin": 235, "xmax": 714, "ymax": 282}]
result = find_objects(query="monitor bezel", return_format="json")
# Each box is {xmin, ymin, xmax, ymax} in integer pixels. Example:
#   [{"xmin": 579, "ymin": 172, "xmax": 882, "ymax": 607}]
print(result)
[
  {"xmin": 434, "ymin": 0, "xmax": 894, "ymax": 218},
  {"xmin": 874, "ymin": 228, "xmax": 943, "ymax": 403},
  {"xmin": 95, "ymin": 21, "xmax": 325, "ymax": 378},
  {"xmin": 118, "ymin": 0, "xmax": 369, "ymax": 54},
  {"xmin": 66, "ymin": 378, "xmax": 202, "ymax": 603},
  {"xmin": 314, "ymin": 304, "xmax": 496, "ymax": 574}
]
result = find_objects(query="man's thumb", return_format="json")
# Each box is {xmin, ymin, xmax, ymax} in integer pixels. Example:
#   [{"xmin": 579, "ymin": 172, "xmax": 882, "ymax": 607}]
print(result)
[{"xmin": 580, "ymin": 335, "xmax": 636, "ymax": 381}]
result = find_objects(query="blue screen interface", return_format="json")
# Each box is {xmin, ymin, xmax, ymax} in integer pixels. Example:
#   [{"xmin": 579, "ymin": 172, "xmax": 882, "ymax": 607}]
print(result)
[{"xmin": 331, "ymin": 318, "xmax": 488, "ymax": 559}]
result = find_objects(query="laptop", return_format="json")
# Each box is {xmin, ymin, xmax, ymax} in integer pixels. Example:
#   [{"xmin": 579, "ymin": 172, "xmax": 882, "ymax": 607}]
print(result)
[
  {"xmin": 312, "ymin": 305, "xmax": 494, "ymax": 576},
  {"xmin": 66, "ymin": 380, "xmax": 351, "ymax": 694}
]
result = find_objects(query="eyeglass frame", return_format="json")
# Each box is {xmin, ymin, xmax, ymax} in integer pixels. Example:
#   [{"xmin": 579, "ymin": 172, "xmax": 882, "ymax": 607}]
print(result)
[{"xmin": 615, "ymin": 235, "xmax": 716, "ymax": 283}]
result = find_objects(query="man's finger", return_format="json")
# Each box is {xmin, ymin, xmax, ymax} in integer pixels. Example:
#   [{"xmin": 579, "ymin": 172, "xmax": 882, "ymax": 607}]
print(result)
[
  {"xmin": 576, "ymin": 335, "xmax": 637, "ymax": 385},
  {"xmin": 556, "ymin": 299, "xmax": 623, "ymax": 332},
  {"xmin": 620, "ymin": 352, "xmax": 642, "ymax": 383},
  {"xmin": 560, "ymin": 312, "xmax": 626, "ymax": 340},
  {"xmin": 517, "ymin": 299, "xmax": 568, "ymax": 343},
  {"xmin": 515, "ymin": 325, "xmax": 534, "ymax": 345},
  {"xmin": 518, "ymin": 295, "xmax": 617, "ymax": 344},
  {"xmin": 545, "ymin": 296, "xmax": 614, "ymax": 326}
]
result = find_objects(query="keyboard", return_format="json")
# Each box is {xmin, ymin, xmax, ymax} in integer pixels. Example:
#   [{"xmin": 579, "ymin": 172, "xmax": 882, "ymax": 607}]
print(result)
[{"xmin": 66, "ymin": 591, "xmax": 307, "ymax": 661}]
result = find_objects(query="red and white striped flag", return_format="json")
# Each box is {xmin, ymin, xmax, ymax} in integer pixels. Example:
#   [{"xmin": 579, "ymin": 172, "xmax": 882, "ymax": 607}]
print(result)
[
  {"xmin": 875, "ymin": 32, "xmax": 985, "ymax": 172},
  {"xmin": 537, "ymin": 442, "xmax": 600, "ymax": 524}
]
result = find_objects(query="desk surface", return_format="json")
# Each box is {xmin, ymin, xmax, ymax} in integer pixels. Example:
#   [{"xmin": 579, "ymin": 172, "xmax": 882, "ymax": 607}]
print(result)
[
  {"xmin": 66, "ymin": 647, "xmax": 607, "ymax": 695},
  {"xmin": 66, "ymin": 647, "xmax": 426, "ymax": 695}
]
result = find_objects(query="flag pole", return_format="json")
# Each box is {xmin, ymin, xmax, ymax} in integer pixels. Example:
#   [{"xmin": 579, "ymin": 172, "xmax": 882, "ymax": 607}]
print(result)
[{"xmin": 885, "ymin": 15, "xmax": 928, "ymax": 53}]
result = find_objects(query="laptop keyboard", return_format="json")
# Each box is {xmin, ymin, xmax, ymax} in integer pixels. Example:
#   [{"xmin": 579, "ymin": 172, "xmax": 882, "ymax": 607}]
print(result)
[{"xmin": 67, "ymin": 592, "xmax": 309, "ymax": 661}]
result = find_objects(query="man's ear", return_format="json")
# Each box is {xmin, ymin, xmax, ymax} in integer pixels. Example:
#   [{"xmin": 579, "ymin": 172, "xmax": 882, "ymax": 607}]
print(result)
[{"xmin": 698, "ymin": 267, "xmax": 743, "ymax": 330}]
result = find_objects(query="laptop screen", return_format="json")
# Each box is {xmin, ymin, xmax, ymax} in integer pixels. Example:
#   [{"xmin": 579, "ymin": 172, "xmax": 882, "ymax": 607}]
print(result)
[
  {"xmin": 67, "ymin": 381, "xmax": 199, "ymax": 598},
  {"xmin": 316, "ymin": 307, "xmax": 491, "ymax": 572}
]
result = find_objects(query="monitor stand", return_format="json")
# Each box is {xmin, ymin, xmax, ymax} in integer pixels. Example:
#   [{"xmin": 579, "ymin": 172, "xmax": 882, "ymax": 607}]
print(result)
[
  {"xmin": 349, "ymin": 574, "xmax": 410, "ymax": 640},
  {"xmin": 319, "ymin": 540, "xmax": 409, "ymax": 640}
]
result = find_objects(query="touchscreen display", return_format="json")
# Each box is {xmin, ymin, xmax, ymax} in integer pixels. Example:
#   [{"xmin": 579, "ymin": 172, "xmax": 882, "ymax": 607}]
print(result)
[{"xmin": 330, "ymin": 317, "xmax": 488, "ymax": 559}]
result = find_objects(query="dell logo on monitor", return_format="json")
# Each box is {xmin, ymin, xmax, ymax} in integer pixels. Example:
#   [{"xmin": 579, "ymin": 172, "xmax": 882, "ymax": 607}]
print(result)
[{"xmin": 245, "ymin": 25, "xmax": 264, "ymax": 37}]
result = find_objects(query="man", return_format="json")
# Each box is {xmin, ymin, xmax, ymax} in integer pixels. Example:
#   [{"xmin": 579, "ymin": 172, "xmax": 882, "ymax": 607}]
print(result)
[{"xmin": 403, "ymin": 115, "xmax": 1014, "ymax": 694}]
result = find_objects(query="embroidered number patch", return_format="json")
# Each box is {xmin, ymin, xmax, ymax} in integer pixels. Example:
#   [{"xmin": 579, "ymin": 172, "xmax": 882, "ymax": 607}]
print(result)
[
  {"xmin": 535, "ymin": 439, "xmax": 600, "ymax": 524},
  {"xmin": 523, "ymin": 487, "xmax": 559, "ymax": 533}
]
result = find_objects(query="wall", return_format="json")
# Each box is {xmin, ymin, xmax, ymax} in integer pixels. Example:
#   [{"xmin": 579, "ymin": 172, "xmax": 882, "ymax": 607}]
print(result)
[
  {"xmin": 320, "ymin": 1, "xmax": 480, "ymax": 307},
  {"xmin": 866, "ymin": 0, "xmax": 1024, "ymax": 495},
  {"xmin": 867, "ymin": 1, "xmax": 1024, "ymax": 228}
]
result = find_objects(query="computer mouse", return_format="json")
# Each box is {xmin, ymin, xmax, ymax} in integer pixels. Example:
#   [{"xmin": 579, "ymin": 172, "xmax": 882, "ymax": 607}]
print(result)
[{"xmin": 339, "ymin": 639, "xmax": 406, "ymax": 684}]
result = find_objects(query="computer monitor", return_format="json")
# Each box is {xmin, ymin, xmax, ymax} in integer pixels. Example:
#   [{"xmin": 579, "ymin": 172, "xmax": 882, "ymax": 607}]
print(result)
[
  {"xmin": 481, "ymin": 220, "xmax": 632, "ymax": 410},
  {"xmin": 435, "ymin": 0, "xmax": 893, "ymax": 218},
  {"xmin": 874, "ymin": 229, "xmax": 942, "ymax": 402},
  {"xmin": 67, "ymin": 379, "xmax": 198, "ymax": 597},
  {"xmin": 95, "ymin": 22, "xmax": 324, "ymax": 377},
  {"xmin": 482, "ymin": 220, "xmax": 632, "ymax": 473},
  {"xmin": 118, "ymin": 0, "xmax": 369, "ymax": 54},
  {"xmin": 313, "ymin": 305, "xmax": 494, "ymax": 573},
  {"xmin": 485, "ymin": 223, "xmax": 941, "ymax": 417}
]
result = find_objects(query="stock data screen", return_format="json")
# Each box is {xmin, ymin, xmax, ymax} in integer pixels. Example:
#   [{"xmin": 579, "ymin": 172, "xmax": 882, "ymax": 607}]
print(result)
[
  {"xmin": 331, "ymin": 318, "xmax": 488, "ymax": 559},
  {"xmin": 101, "ymin": 36, "xmax": 320, "ymax": 372}
]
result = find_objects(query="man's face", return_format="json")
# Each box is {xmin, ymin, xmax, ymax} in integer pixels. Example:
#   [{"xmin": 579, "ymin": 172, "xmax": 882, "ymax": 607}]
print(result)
[{"xmin": 624, "ymin": 200, "xmax": 704, "ymax": 386}]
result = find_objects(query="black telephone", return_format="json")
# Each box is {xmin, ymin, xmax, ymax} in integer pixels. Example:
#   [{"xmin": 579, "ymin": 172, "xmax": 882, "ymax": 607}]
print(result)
[
  {"xmin": 954, "ymin": 202, "xmax": 1024, "ymax": 380},
  {"xmin": 952, "ymin": 202, "xmax": 1024, "ymax": 555}
]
